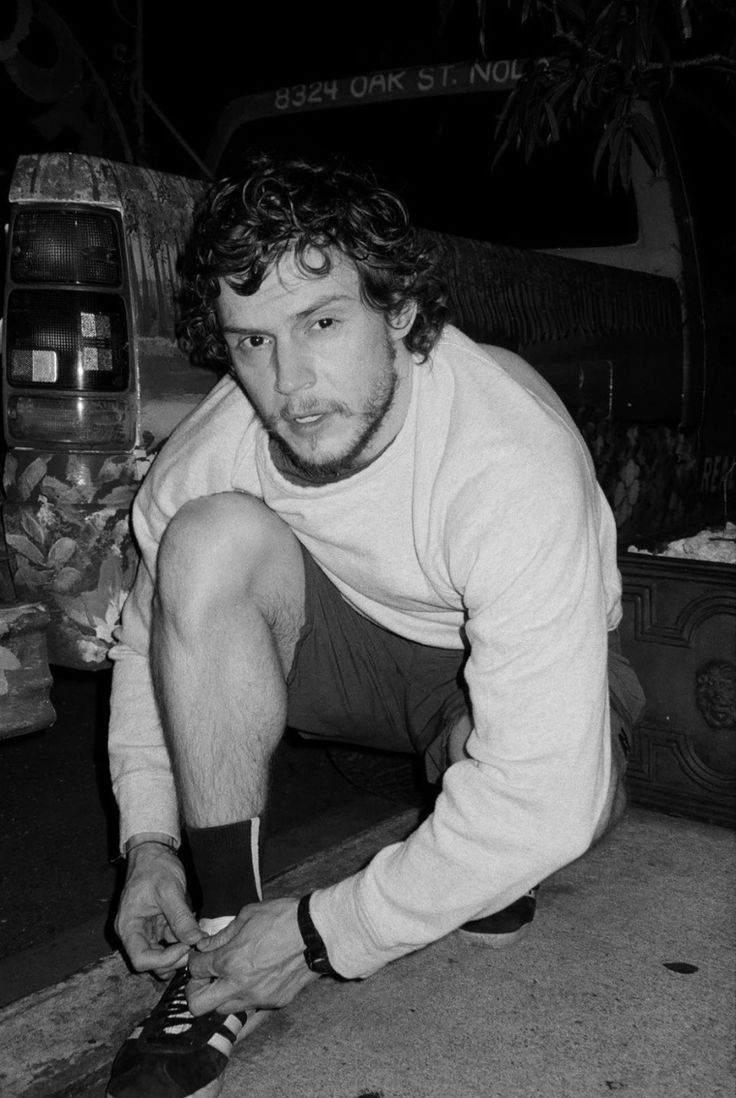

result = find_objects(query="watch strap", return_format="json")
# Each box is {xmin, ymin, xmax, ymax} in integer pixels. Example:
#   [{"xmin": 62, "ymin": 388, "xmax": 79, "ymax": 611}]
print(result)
[{"xmin": 297, "ymin": 893, "xmax": 342, "ymax": 978}]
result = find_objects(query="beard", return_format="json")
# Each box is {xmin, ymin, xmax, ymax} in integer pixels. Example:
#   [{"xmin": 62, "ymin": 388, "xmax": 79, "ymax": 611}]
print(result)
[{"xmin": 265, "ymin": 341, "xmax": 401, "ymax": 484}]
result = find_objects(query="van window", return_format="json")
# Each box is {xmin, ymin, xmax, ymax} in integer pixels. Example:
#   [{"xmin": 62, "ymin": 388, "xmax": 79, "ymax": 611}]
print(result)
[{"xmin": 217, "ymin": 92, "xmax": 638, "ymax": 250}]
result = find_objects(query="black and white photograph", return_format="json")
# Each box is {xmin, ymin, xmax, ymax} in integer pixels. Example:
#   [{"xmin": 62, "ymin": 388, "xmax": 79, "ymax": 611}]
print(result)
[{"xmin": 0, "ymin": 3, "xmax": 734, "ymax": 1096}]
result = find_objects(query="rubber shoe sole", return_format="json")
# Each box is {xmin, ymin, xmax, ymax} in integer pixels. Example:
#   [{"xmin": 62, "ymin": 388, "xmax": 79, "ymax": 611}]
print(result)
[
  {"xmin": 458, "ymin": 919, "xmax": 533, "ymax": 949},
  {"xmin": 458, "ymin": 887, "xmax": 539, "ymax": 949}
]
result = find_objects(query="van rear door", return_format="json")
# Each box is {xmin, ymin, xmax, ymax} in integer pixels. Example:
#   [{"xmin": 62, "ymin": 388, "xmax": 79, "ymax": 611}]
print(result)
[{"xmin": 2, "ymin": 153, "xmax": 214, "ymax": 668}]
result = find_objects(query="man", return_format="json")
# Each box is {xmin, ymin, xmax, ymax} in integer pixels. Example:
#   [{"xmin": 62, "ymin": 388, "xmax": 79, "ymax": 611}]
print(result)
[{"xmin": 106, "ymin": 152, "xmax": 643, "ymax": 1098}]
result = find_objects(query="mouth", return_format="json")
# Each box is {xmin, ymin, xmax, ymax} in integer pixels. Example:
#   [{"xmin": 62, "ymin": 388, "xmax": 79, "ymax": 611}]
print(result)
[
  {"xmin": 281, "ymin": 407, "xmax": 336, "ymax": 435},
  {"xmin": 291, "ymin": 413, "xmax": 324, "ymax": 425}
]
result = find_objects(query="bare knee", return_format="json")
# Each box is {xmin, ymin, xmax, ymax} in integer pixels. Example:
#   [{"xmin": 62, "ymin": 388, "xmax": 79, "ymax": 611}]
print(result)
[{"xmin": 155, "ymin": 493, "xmax": 304, "ymax": 627}]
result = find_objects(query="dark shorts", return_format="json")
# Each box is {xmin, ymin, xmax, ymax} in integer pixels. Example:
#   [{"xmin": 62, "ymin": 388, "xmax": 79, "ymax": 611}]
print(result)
[
  {"xmin": 286, "ymin": 546, "xmax": 468, "ymax": 764},
  {"xmin": 286, "ymin": 546, "xmax": 645, "ymax": 781}
]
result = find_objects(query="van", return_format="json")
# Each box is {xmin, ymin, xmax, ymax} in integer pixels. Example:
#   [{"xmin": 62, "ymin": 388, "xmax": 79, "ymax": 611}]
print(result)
[{"xmin": 1, "ymin": 58, "xmax": 733, "ymax": 694}]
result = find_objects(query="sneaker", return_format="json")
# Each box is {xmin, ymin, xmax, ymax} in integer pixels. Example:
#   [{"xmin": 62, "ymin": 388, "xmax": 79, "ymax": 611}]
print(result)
[
  {"xmin": 107, "ymin": 966, "xmax": 265, "ymax": 1098},
  {"xmin": 458, "ymin": 886, "xmax": 539, "ymax": 948}
]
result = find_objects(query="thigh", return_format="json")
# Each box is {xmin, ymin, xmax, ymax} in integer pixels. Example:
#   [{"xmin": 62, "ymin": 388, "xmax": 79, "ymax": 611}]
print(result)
[{"xmin": 286, "ymin": 546, "xmax": 467, "ymax": 754}]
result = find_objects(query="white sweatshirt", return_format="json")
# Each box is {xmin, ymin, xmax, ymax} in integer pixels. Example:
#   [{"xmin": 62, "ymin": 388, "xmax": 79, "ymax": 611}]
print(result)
[{"xmin": 108, "ymin": 325, "xmax": 622, "ymax": 978}]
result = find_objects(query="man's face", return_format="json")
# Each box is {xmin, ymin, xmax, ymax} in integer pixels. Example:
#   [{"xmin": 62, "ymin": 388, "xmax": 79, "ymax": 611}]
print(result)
[{"xmin": 217, "ymin": 249, "xmax": 415, "ymax": 480}]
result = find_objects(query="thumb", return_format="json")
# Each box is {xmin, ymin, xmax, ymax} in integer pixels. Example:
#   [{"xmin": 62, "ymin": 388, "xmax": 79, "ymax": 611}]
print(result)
[{"xmin": 166, "ymin": 899, "xmax": 205, "ymax": 946}]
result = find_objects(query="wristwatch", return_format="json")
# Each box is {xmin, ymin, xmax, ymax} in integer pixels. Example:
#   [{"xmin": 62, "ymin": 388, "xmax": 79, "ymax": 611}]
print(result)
[{"xmin": 296, "ymin": 894, "xmax": 343, "ymax": 979}]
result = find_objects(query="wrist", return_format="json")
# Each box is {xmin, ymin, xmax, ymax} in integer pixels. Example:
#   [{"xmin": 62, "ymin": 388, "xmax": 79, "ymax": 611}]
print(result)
[
  {"xmin": 124, "ymin": 833, "xmax": 178, "ymax": 858},
  {"xmin": 296, "ymin": 893, "xmax": 344, "ymax": 979}
]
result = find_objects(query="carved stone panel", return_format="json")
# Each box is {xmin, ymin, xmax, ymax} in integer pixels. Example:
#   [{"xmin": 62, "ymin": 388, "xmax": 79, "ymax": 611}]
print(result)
[{"xmin": 618, "ymin": 553, "xmax": 736, "ymax": 827}]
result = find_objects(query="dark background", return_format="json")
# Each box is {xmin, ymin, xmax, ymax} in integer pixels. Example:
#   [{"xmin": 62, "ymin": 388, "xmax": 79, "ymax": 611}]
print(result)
[{"xmin": 1, "ymin": 0, "xmax": 535, "ymax": 180}]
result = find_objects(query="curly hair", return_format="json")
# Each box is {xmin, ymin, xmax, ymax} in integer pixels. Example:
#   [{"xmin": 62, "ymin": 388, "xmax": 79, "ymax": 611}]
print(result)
[{"xmin": 177, "ymin": 151, "xmax": 448, "ymax": 368}]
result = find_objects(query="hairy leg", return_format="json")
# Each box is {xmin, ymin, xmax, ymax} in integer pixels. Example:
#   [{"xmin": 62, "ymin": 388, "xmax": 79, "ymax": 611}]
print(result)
[{"xmin": 151, "ymin": 492, "xmax": 306, "ymax": 829}]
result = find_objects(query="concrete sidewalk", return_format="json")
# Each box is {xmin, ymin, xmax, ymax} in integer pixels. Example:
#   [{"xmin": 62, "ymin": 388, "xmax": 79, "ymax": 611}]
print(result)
[{"xmin": 1, "ymin": 805, "xmax": 734, "ymax": 1098}]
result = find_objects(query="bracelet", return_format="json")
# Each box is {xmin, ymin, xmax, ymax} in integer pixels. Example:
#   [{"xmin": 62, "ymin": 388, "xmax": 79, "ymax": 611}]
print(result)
[
  {"xmin": 296, "ymin": 894, "xmax": 343, "ymax": 979},
  {"xmin": 124, "ymin": 835, "xmax": 178, "ymax": 857}
]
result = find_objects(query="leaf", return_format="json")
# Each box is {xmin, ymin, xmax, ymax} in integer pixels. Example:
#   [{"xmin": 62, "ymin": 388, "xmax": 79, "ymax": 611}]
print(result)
[
  {"xmin": 54, "ymin": 594, "xmax": 96, "ymax": 630},
  {"xmin": 52, "ymin": 566, "xmax": 84, "ymax": 593},
  {"xmin": 98, "ymin": 455, "xmax": 131, "ymax": 484},
  {"xmin": 98, "ymin": 485, "xmax": 136, "ymax": 509},
  {"xmin": 47, "ymin": 537, "xmax": 78, "ymax": 567},
  {"xmin": 40, "ymin": 476, "xmax": 84, "ymax": 505},
  {"xmin": 0, "ymin": 645, "xmax": 21, "ymax": 671},
  {"xmin": 78, "ymin": 637, "xmax": 107, "ymax": 663},
  {"xmin": 20, "ymin": 510, "xmax": 47, "ymax": 547},
  {"xmin": 629, "ymin": 110, "xmax": 663, "ymax": 173},
  {"xmin": 65, "ymin": 456, "xmax": 98, "ymax": 503},
  {"xmin": 17, "ymin": 457, "xmax": 50, "ymax": 502},
  {"xmin": 3, "ymin": 452, "xmax": 17, "ymax": 494},
  {"xmin": 5, "ymin": 534, "xmax": 46, "ymax": 566},
  {"xmin": 97, "ymin": 553, "xmax": 124, "ymax": 605},
  {"xmin": 593, "ymin": 122, "xmax": 616, "ymax": 178},
  {"xmin": 618, "ymin": 135, "xmax": 632, "ymax": 192},
  {"xmin": 556, "ymin": 0, "xmax": 586, "ymax": 24},
  {"xmin": 14, "ymin": 559, "xmax": 53, "ymax": 590},
  {"xmin": 544, "ymin": 101, "xmax": 560, "ymax": 141}
]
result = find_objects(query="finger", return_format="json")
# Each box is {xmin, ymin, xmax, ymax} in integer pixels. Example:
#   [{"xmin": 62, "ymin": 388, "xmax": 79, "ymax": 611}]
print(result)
[
  {"xmin": 194, "ymin": 918, "xmax": 242, "ymax": 953},
  {"xmin": 187, "ymin": 947, "xmax": 222, "ymax": 980},
  {"xmin": 216, "ymin": 997, "xmax": 257, "ymax": 1016},
  {"xmin": 187, "ymin": 975, "xmax": 247, "ymax": 1015},
  {"xmin": 131, "ymin": 939, "xmax": 190, "ymax": 974}
]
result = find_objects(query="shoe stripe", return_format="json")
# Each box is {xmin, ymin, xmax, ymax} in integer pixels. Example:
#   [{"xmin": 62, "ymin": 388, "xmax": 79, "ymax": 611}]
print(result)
[
  {"xmin": 208, "ymin": 1031, "xmax": 236, "ymax": 1056},
  {"xmin": 222, "ymin": 1014, "xmax": 244, "ymax": 1037}
]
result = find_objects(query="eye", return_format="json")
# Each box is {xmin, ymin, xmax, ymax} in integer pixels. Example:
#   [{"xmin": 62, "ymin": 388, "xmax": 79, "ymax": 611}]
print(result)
[
  {"xmin": 238, "ymin": 334, "xmax": 271, "ymax": 351},
  {"xmin": 313, "ymin": 316, "xmax": 336, "ymax": 331}
]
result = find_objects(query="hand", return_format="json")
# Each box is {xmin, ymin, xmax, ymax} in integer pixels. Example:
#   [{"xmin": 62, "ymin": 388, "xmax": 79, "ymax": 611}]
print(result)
[
  {"xmin": 186, "ymin": 897, "xmax": 319, "ymax": 1014},
  {"xmin": 115, "ymin": 842, "xmax": 205, "ymax": 977}
]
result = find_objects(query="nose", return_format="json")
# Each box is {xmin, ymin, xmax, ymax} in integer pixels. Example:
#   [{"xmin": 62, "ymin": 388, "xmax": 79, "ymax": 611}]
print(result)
[{"xmin": 273, "ymin": 343, "xmax": 316, "ymax": 395}]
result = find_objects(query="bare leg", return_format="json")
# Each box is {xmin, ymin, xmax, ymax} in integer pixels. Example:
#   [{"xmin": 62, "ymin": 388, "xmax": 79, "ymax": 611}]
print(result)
[{"xmin": 151, "ymin": 492, "xmax": 306, "ymax": 829}]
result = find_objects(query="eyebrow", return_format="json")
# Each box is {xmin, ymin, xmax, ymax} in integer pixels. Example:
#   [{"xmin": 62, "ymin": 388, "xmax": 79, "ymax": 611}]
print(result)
[{"xmin": 220, "ymin": 293, "xmax": 354, "ymax": 335}]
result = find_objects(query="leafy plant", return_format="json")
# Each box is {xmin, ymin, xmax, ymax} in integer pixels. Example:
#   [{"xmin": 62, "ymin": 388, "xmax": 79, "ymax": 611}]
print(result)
[{"xmin": 479, "ymin": 0, "xmax": 736, "ymax": 188}]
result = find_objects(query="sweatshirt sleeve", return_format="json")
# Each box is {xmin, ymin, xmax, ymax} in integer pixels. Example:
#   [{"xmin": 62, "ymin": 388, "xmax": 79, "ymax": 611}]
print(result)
[
  {"xmin": 108, "ymin": 489, "xmax": 180, "ymax": 851},
  {"xmin": 309, "ymin": 428, "xmax": 616, "ymax": 978},
  {"xmin": 107, "ymin": 376, "xmax": 257, "ymax": 851}
]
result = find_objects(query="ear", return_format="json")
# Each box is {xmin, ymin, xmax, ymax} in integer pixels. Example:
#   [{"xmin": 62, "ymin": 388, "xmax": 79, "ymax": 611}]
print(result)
[{"xmin": 387, "ymin": 300, "xmax": 418, "ymax": 343}]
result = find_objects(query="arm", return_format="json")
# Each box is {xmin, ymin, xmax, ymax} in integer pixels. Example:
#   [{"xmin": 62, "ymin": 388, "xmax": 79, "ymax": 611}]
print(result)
[
  {"xmin": 108, "ymin": 375, "xmax": 258, "ymax": 851},
  {"xmin": 108, "ymin": 526, "xmax": 181, "ymax": 851},
  {"xmin": 308, "ymin": 441, "xmax": 617, "ymax": 978},
  {"xmin": 107, "ymin": 378, "xmax": 260, "ymax": 969},
  {"xmin": 108, "ymin": 496, "xmax": 203, "ymax": 971}
]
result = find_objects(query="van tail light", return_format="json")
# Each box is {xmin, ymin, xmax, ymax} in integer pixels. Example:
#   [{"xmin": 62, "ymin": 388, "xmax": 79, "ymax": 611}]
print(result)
[
  {"xmin": 10, "ymin": 209, "xmax": 122, "ymax": 285},
  {"xmin": 7, "ymin": 395, "xmax": 133, "ymax": 447},
  {"xmin": 6, "ymin": 290, "xmax": 128, "ymax": 391},
  {"xmin": 3, "ymin": 206, "xmax": 134, "ymax": 450}
]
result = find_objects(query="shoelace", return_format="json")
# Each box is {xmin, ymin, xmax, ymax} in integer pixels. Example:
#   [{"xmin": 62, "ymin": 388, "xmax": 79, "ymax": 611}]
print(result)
[{"xmin": 146, "ymin": 969, "xmax": 197, "ymax": 1039}]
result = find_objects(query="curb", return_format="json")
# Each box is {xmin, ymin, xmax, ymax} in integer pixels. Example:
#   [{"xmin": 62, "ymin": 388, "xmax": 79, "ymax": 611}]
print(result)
[{"xmin": 0, "ymin": 810, "xmax": 418, "ymax": 1098}]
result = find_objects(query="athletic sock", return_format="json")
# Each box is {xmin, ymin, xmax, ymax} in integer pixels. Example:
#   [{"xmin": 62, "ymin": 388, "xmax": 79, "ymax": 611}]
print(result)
[{"xmin": 185, "ymin": 817, "xmax": 262, "ymax": 921}]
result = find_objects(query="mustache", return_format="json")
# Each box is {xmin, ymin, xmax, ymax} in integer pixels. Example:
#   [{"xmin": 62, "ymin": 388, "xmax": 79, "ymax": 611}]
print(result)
[{"xmin": 272, "ymin": 399, "xmax": 351, "ymax": 424}]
